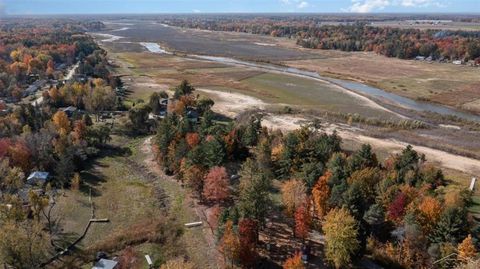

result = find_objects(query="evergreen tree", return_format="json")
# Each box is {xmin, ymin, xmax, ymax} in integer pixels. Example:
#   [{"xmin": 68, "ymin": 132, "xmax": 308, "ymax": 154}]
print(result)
[
  {"xmin": 173, "ymin": 80, "xmax": 195, "ymax": 99},
  {"xmin": 429, "ymin": 207, "xmax": 468, "ymax": 244},
  {"xmin": 347, "ymin": 144, "xmax": 378, "ymax": 173},
  {"xmin": 202, "ymin": 137, "xmax": 226, "ymax": 168}
]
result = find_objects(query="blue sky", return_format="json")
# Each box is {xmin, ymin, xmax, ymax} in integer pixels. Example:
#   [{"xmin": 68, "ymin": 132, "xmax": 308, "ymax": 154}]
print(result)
[{"xmin": 0, "ymin": 0, "xmax": 478, "ymax": 15}]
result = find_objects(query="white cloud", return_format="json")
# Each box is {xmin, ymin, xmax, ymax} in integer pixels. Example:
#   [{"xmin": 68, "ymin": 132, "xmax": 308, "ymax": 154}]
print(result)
[
  {"xmin": 348, "ymin": 0, "xmax": 390, "ymax": 13},
  {"xmin": 192, "ymin": 9, "xmax": 201, "ymax": 13},
  {"xmin": 347, "ymin": 0, "xmax": 446, "ymax": 13},
  {"xmin": 297, "ymin": 1, "xmax": 309, "ymax": 8},
  {"xmin": 400, "ymin": 0, "xmax": 445, "ymax": 7},
  {"xmin": 280, "ymin": 0, "xmax": 310, "ymax": 10}
]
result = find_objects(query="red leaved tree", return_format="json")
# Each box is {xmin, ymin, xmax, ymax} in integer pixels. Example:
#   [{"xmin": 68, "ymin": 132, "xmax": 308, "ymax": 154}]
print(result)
[
  {"xmin": 388, "ymin": 192, "xmax": 407, "ymax": 222},
  {"xmin": 239, "ymin": 218, "xmax": 259, "ymax": 267},
  {"xmin": 186, "ymin": 132, "xmax": 200, "ymax": 148},
  {"xmin": 295, "ymin": 200, "xmax": 311, "ymax": 241},
  {"xmin": 203, "ymin": 166, "xmax": 230, "ymax": 203}
]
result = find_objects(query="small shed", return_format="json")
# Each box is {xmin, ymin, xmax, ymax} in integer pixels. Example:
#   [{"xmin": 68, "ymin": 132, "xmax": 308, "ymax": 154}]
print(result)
[
  {"xmin": 27, "ymin": 171, "xmax": 50, "ymax": 186},
  {"xmin": 92, "ymin": 259, "xmax": 118, "ymax": 269}
]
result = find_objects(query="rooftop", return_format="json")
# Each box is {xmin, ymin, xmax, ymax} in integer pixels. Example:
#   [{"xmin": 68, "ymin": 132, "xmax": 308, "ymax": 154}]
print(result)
[{"xmin": 92, "ymin": 259, "xmax": 118, "ymax": 269}]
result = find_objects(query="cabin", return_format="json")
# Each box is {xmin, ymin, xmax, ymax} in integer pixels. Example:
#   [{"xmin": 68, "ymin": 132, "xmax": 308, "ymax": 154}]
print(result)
[
  {"xmin": 26, "ymin": 171, "xmax": 50, "ymax": 186},
  {"xmin": 92, "ymin": 259, "xmax": 118, "ymax": 269}
]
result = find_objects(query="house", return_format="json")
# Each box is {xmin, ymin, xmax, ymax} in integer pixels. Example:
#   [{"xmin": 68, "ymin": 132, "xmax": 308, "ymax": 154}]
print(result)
[
  {"xmin": 186, "ymin": 108, "xmax": 199, "ymax": 123},
  {"xmin": 61, "ymin": 106, "xmax": 78, "ymax": 117},
  {"xmin": 452, "ymin": 60, "xmax": 463, "ymax": 65},
  {"xmin": 72, "ymin": 74, "xmax": 87, "ymax": 83},
  {"xmin": 160, "ymin": 98, "xmax": 169, "ymax": 106},
  {"xmin": 23, "ymin": 80, "xmax": 47, "ymax": 97},
  {"xmin": 18, "ymin": 187, "xmax": 45, "ymax": 206},
  {"xmin": 26, "ymin": 171, "xmax": 50, "ymax": 186},
  {"xmin": 92, "ymin": 259, "xmax": 118, "ymax": 269}
]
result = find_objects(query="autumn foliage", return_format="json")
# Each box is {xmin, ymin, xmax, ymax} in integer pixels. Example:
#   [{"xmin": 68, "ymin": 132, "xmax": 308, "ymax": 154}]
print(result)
[
  {"xmin": 294, "ymin": 201, "xmax": 311, "ymax": 240},
  {"xmin": 312, "ymin": 171, "xmax": 331, "ymax": 219},
  {"xmin": 283, "ymin": 252, "xmax": 305, "ymax": 269},
  {"xmin": 203, "ymin": 166, "xmax": 230, "ymax": 203}
]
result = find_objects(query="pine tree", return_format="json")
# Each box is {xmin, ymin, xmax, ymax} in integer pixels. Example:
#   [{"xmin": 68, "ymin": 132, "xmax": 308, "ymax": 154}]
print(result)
[{"xmin": 429, "ymin": 207, "xmax": 468, "ymax": 244}]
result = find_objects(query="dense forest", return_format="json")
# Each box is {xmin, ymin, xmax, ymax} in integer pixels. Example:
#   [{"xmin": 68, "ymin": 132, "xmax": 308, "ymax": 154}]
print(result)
[
  {"xmin": 153, "ymin": 81, "xmax": 479, "ymax": 268},
  {"xmin": 163, "ymin": 17, "xmax": 480, "ymax": 61},
  {"xmin": 0, "ymin": 19, "xmax": 107, "ymax": 99},
  {"xmin": 0, "ymin": 20, "xmax": 125, "ymax": 268}
]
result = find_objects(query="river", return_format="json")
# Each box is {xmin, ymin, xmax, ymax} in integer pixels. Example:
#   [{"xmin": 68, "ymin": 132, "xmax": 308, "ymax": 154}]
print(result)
[{"xmin": 117, "ymin": 33, "xmax": 480, "ymax": 123}]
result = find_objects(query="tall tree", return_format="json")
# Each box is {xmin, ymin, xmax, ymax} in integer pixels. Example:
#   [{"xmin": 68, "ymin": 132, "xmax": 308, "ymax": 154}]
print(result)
[
  {"xmin": 52, "ymin": 110, "xmax": 70, "ymax": 135},
  {"xmin": 323, "ymin": 208, "xmax": 360, "ymax": 269},
  {"xmin": 221, "ymin": 220, "xmax": 240, "ymax": 267},
  {"xmin": 417, "ymin": 196, "xmax": 442, "ymax": 234},
  {"xmin": 429, "ymin": 207, "xmax": 468, "ymax": 244},
  {"xmin": 238, "ymin": 218, "xmax": 258, "ymax": 267},
  {"xmin": 294, "ymin": 201, "xmax": 311, "ymax": 241},
  {"xmin": 281, "ymin": 179, "xmax": 307, "ymax": 217},
  {"xmin": 312, "ymin": 171, "xmax": 331, "ymax": 219},
  {"xmin": 238, "ymin": 159, "xmax": 272, "ymax": 225},
  {"xmin": 203, "ymin": 166, "xmax": 230, "ymax": 203}
]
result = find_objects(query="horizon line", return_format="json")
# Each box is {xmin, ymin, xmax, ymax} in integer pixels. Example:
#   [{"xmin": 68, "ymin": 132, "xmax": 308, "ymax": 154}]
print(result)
[{"xmin": 3, "ymin": 11, "xmax": 480, "ymax": 17}]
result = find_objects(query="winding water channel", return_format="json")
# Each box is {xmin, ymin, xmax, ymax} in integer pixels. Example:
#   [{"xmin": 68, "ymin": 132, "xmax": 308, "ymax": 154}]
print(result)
[
  {"xmin": 100, "ymin": 31, "xmax": 480, "ymax": 122},
  {"xmin": 139, "ymin": 42, "xmax": 480, "ymax": 122}
]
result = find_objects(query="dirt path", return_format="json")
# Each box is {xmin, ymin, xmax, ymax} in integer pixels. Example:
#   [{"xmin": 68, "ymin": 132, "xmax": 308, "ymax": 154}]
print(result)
[
  {"xmin": 203, "ymin": 88, "xmax": 480, "ymax": 176},
  {"xmin": 141, "ymin": 137, "xmax": 224, "ymax": 268}
]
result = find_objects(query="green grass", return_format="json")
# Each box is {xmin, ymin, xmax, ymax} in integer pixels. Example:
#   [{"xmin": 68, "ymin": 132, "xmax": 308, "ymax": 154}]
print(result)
[
  {"xmin": 469, "ymin": 196, "xmax": 480, "ymax": 215},
  {"xmin": 55, "ymin": 134, "xmax": 216, "ymax": 268},
  {"xmin": 241, "ymin": 73, "xmax": 396, "ymax": 119}
]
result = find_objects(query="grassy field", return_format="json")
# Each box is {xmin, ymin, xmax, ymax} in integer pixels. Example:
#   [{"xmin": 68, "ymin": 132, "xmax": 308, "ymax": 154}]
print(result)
[
  {"xmin": 54, "ymin": 132, "xmax": 215, "ymax": 268},
  {"xmin": 243, "ymin": 73, "xmax": 396, "ymax": 118},
  {"xmin": 284, "ymin": 52, "xmax": 480, "ymax": 114},
  {"xmin": 101, "ymin": 23, "xmax": 480, "ymax": 114},
  {"xmin": 111, "ymin": 50, "xmax": 399, "ymax": 120}
]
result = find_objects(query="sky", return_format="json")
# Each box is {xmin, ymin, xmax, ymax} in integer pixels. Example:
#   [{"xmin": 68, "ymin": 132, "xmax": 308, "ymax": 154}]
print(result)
[{"xmin": 0, "ymin": 0, "xmax": 478, "ymax": 15}]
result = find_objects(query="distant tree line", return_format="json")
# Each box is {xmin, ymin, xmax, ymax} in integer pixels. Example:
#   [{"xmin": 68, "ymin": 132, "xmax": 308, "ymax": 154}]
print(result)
[{"xmin": 163, "ymin": 18, "xmax": 480, "ymax": 61}]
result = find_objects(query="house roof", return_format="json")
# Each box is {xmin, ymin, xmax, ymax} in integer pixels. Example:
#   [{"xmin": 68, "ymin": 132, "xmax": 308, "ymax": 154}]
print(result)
[
  {"xmin": 92, "ymin": 259, "xmax": 118, "ymax": 269},
  {"xmin": 27, "ymin": 171, "xmax": 49, "ymax": 181},
  {"xmin": 61, "ymin": 106, "xmax": 78, "ymax": 113}
]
